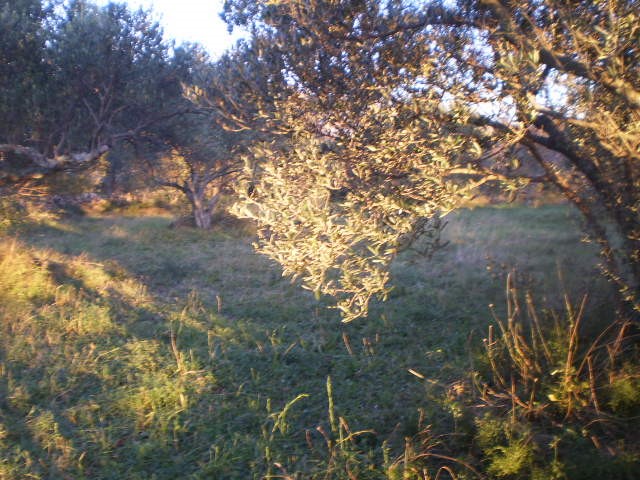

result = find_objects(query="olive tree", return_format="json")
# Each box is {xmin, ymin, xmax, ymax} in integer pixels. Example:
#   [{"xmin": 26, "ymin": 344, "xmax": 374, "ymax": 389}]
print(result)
[
  {"xmin": 217, "ymin": 0, "xmax": 639, "ymax": 320},
  {"xmin": 0, "ymin": 0, "xmax": 184, "ymax": 186},
  {"xmin": 148, "ymin": 112, "xmax": 245, "ymax": 229},
  {"xmin": 139, "ymin": 48, "xmax": 253, "ymax": 229}
]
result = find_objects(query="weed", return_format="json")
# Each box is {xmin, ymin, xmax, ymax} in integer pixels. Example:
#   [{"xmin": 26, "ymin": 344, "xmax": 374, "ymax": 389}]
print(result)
[{"xmin": 470, "ymin": 273, "xmax": 640, "ymax": 479}]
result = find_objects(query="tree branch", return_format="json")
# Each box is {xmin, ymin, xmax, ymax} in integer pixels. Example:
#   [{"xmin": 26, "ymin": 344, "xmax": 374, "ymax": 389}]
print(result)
[
  {"xmin": 153, "ymin": 179, "xmax": 188, "ymax": 193},
  {"xmin": 481, "ymin": 0, "xmax": 640, "ymax": 110},
  {"xmin": 0, "ymin": 143, "xmax": 110, "ymax": 170}
]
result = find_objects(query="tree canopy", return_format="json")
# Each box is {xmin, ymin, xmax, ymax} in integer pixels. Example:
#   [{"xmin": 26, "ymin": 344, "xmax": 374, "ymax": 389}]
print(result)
[
  {"xmin": 217, "ymin": 0, "xmax": 639, "ymax": 320},
  {"xmin": 0, "ymin": 0, "xmax": 186, "ymax": 186}
]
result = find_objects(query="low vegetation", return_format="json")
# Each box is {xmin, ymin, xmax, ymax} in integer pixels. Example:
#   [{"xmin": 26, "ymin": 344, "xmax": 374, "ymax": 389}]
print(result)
[
  {"xmin": 1, "ymin": 204, "xmax": 637, "ymax": 479},
  {"xmin": 2, "ymin": 1, "xmax": 638, "ymax": 478}
]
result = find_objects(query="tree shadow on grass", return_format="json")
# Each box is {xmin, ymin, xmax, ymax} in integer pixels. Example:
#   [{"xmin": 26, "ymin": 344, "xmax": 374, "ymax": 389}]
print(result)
[
  {"xmin": 0, "ymin": 220, "xmax": 237, "ymax": 478},
  {"xmin": 12, "ymin": 211, "xmax": 616, "ymax": 479},
  {"xmin": 4, "ymin": 216, "xmax": 438, "ymax": 478},
  {"xmin": 4, "ymin": 216, "xmax": 366, "ymax": 478}
]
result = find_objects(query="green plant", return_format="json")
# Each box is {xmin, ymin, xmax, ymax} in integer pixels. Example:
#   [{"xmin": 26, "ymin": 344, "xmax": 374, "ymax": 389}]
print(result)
[
  {"xmin": 471, "ymin": 272, "xmax": 640, "ymax": 478},
  {"xmin": 478, "ymin": 273, "xmax": 629, "ymax": 421}
]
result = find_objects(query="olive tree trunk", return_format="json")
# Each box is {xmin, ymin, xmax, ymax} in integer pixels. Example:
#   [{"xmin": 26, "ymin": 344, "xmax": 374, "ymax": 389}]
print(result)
[{"xmin": 187, "ymin": 185, "xmax": 221, "ymax": 230}]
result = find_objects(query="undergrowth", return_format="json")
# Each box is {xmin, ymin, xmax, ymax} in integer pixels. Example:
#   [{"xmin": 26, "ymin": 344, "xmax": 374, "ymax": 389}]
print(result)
[
  {"xmin": 466, "ymin": 274, "xmax": 640, "ymax": 479},
  {"xmin": 0, "ymin": 205, "xmax": 636, "ymax": 478}
]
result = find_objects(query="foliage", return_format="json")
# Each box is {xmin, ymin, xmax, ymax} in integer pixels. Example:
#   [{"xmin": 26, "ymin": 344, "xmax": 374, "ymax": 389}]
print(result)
[
  {"xmin": 468, "ymin": 274, "xmax": 640, "ymax": 479},
  {"xmin": 0, "ymin": 0, "xmax": 50, "ymax": 144},
  {"xmin": 232, "ymin": 104, "xmax": 472, "ymax": 320},
  {"xmin": 218, "ymin": 0, "xmax": 640, "ymax": 320},
  {"xmin": 0, "ymin": 0, "xmax": 186, "ymax": 184}
]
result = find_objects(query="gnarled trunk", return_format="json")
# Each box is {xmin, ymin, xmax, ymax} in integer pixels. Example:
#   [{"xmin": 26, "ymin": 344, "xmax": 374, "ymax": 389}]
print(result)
[{"xmin": 187, "ymin": 185, "xmax": 221, "ymax": 230}]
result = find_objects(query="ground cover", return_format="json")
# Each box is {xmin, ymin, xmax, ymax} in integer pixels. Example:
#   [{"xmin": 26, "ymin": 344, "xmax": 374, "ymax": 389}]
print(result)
[{"xmin": 0, "ymin": 204, "xmax": 636, "ymax": 479}]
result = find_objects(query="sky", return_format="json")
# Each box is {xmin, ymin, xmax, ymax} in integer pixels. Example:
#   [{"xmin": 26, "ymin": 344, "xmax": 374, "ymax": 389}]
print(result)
[{"xmin": 96, "ymin": 0, "xmax": 244, "ymax": 58}]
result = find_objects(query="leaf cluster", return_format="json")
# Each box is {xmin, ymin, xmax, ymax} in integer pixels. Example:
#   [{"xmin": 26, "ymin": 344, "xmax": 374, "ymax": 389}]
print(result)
[{"xmin": 219, "ymin": 0, "xmax": 640, "ymax": 320}]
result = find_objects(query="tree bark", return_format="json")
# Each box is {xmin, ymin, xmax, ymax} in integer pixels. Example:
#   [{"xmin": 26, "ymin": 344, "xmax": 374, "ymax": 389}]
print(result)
[
  {"xmin": 0, "ymin": 143, "xmax": 111, "ymax": 184},
  {"xmin": 188, "ymin": 185, "xmax": 221, "ymax": 229},
  {"xmin": 526, "ymin": 142, "xmax": 640, "ymax": 319}
]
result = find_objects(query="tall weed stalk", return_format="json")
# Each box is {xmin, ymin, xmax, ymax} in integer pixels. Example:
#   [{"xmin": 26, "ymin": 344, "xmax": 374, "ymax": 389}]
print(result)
[
  {"xmin": 472, "ymin": 272, "xmax": 639, "ymax": 478},
  {"xmin": 479, "ymin": 272, "xmax": 634, "ymax": 423}
]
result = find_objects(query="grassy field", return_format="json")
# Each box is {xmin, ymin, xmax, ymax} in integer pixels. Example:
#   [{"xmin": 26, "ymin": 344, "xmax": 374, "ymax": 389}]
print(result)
[{"xmin": 0, "ymin": 204, "xmax": 636, "ymax": 479}]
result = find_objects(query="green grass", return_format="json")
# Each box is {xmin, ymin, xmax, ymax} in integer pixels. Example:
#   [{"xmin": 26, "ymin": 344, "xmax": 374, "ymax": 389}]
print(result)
[{"xmin": 0, "ymin": 204, "xmax": 634, "ymax": 479}]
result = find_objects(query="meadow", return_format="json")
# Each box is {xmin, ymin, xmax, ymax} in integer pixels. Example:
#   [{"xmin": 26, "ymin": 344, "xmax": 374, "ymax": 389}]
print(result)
[{"xmin": 0, "ymin": 204, "xmax": 637, "ymax": 479}]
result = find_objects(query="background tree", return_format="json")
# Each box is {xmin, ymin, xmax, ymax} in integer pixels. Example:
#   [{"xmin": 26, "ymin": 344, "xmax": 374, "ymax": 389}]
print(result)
[
  {"xmin": 0, "ymin": 0, "xmax": 49, "ymax": 152},
  {"xmin": 0, "ymin": 0, "xmax": 185, "ymax": 187},
  {"xmin": 149, "ymin": 113, "xmax": 244, "ymax": 229},
  {"xmin": 219, "ymin": 0, "xmax": 640, "ymax": 320},
  {"xmin": 139, "ymin": 47, "xmax": 250, "ymax": 229}
]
